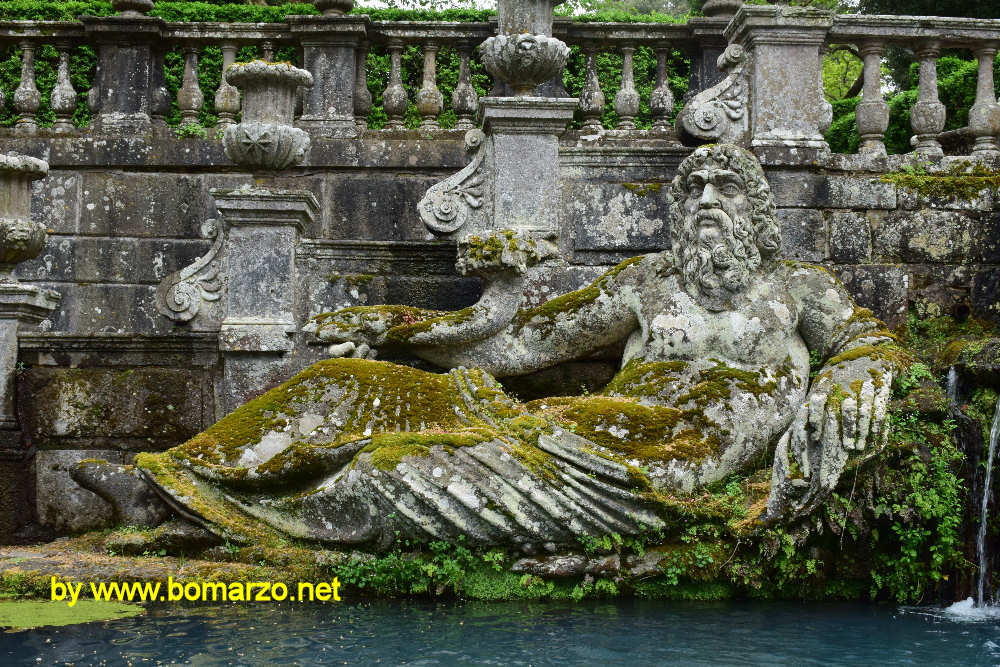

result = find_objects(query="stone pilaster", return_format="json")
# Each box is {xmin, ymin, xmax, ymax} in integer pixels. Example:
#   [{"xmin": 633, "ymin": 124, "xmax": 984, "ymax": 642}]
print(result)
[
  {"xmin": 726, "ymin": 5, "xmax": 834, "ymax": 162},
  {"xmin": 215, "ymin": 188, "xmax": 318, "ymax": 415},
  {"xmin": 81, "ymin": 15, "xmax": 166, "ymax": 134},
  {"xmin": 478, "ymin": 97, "xmax": 576, "ymax": 238},
  {"xmin": 287, "ymin": 15, "xmax": 369, "ymax": 139}
]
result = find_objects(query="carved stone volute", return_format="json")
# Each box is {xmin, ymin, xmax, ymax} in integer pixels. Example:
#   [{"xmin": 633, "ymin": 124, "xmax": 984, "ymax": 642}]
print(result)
[{"xmin": 676, "ymin": 44, "xmax": 748, "ymax": 146}]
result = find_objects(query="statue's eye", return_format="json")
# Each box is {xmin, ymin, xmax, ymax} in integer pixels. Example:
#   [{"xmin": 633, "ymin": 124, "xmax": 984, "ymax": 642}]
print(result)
[
  {"xmin": 688, "ymin": 184, "xmax": 703, "ymax": 198},
  {"xmin": 720, "ymin": 183, "xmax": 741, "ymax": 196}
]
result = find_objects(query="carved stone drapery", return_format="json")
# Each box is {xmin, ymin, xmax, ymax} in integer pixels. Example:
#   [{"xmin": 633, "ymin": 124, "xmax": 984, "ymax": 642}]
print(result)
[
  {"xmin": 676, "ymin": 44, "xmax": 747, "ymax": 145},
  {"xmin": 155, "ymin": 219, "xmax": 225, "ymax": 324}
]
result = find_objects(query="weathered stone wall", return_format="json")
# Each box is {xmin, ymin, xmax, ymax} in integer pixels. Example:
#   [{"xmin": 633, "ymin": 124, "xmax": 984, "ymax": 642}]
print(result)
[{"xmin": 2, "ymin": 131, "xmax": 998, "ymax": 539}]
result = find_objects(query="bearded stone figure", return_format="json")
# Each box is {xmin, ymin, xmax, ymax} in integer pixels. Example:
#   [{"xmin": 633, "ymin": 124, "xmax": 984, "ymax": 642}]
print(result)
[{"xmin": 132, "ymin": 145, "xmax": 894, "ymax": 551}]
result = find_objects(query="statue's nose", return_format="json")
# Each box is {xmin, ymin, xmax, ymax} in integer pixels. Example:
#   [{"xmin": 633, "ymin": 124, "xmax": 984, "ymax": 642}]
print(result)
[{"xmin": 699, "ymin": 183, "xmax": 721, "ymax": 208}]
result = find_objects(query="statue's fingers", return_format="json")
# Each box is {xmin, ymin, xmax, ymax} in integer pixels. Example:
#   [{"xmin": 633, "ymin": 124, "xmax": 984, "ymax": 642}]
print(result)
[
  {"xmin": 856, "ymin": 378, "xmax": 875, "ymax": 450},
  {"xmin": 352, "ymin": 343, "xmax": 371, "ymax": 359},
  {"xmin": 790, "ymin": 403, "xmax": 811, "ymax": 477},
  {"xmin": 871, "ymin": 370, "xmax": 893, "ymax": 446},
  {"xmin": 807, "ymin": 388, "xmax": 830, "ymax": 452},
  {"xmin": 328, "ymin": 341, "xmax": 356, "ymax": 358},
  {"xmin": 818, "ymin": 403, "xmax": 847, "ymax": 493},
  {"xmin": 364, "ymin": 346, "xmax": 378, "ymax": 360},
  {"xmin": 841, "ymin": 395, "xmax": 858, "ymax": 452}
]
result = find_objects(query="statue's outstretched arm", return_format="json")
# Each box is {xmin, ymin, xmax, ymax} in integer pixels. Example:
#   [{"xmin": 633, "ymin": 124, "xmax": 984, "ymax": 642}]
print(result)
[
  {"xmin": 765, "ymin": 262, "xmax": 897, "ymax": 522},
  {"xmin": 311, "ymin": 254, "xmax": 648, "ymax": 377}
]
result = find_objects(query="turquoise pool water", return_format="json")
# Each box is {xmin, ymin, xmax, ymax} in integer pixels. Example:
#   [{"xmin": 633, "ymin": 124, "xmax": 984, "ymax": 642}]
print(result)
[{"xmin": 3, "ymin": 599, "xmax": 1000, "ymax": 665}]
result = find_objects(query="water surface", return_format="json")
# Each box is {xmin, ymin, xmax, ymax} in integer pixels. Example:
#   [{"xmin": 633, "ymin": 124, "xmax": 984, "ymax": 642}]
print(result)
[{"xmin": 2, "ymin": 599, "xmax": 999, "ymax": 665}]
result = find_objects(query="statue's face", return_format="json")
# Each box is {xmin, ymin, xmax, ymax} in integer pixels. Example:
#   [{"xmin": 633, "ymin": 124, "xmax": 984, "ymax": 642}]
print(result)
[
  {"xmin": 682, "ymin": 166, "xmax": 750, "ymax": 249},
  {"xmin": 673, "ymin": 158, "xmax": 760, "ymax": 311}
]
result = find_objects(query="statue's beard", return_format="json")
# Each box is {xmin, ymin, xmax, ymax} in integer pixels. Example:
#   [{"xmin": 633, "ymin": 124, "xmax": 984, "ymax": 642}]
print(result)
[{"xmin": 679, "ymin": 208, "xmax": 759, "ymax": 311}]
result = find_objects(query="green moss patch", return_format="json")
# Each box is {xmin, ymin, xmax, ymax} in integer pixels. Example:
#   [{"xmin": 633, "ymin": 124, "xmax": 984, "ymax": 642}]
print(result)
[{"xmin": 881, "ymin": 161, "xmax": 1000, "ymax": 200}]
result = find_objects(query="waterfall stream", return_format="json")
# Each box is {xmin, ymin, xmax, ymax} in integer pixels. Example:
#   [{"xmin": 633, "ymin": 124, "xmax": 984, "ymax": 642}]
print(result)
[
  {"xmin": 947, "ymin": 366, "xmax": 958, "ymax": 403},
  {"xmin": 976, "ymin": 396, "xmax": 1000, "ymax": 607}
]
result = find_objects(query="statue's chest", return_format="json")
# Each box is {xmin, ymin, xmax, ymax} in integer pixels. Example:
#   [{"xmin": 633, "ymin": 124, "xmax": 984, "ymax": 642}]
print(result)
[{"xmin": 638, "ymin": 289, "xmax": 799, "ymax": 364}]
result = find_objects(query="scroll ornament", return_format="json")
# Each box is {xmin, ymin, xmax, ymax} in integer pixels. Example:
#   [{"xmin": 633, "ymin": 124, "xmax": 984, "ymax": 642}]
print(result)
[
  {"xmin": 155, "ymin": 218, "xmax": 225, "ymax": 323},
  {"xmin": 418, "ymin": 129, "xmax": 491, "ymax": 236},
  {"xmin": 677, "ymin": 44, "xmax": 749, "ymax": 145}
]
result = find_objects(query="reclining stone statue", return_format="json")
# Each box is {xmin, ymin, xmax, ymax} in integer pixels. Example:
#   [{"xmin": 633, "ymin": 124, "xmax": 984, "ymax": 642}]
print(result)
[{"xmin": 121, "ymin": 144, "xmax": 894, "ymax": 552}]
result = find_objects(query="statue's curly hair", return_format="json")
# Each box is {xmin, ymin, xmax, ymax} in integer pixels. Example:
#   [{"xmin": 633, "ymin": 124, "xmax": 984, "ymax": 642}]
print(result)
[{"xmin": 668, "ymin": 144, "xmax": 780, "ymax": 265}]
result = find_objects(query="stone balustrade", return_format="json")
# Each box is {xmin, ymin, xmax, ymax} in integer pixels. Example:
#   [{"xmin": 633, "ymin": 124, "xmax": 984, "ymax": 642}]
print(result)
[
  {"xmin": 828, "ymin": 15, "xmax": 1000, "ymax": 159},
  {"xmin": 0, "ymin": 15, "xmax": 730, "ymax": 139}
]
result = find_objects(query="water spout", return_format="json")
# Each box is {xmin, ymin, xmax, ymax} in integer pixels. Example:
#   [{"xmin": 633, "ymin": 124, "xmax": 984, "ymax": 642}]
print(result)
[{"xmin": 976, "ymin": 396, "xmax": 1000, "ymax": 607}]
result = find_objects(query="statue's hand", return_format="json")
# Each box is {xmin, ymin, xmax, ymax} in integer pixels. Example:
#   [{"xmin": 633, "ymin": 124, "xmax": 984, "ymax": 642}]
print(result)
[
  {"xmin": 764, "ymin": 356, "xmax": 893, "ymax": 523},
  {"xmin": 308, "ymin": 307, "xmax": 398, "ymax": 354}
]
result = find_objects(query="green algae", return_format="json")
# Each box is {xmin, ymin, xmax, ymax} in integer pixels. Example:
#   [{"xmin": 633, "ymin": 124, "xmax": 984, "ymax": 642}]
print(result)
[{"xmin": 0, "ymin": 600, "xmax": 144, "ymax": 630}]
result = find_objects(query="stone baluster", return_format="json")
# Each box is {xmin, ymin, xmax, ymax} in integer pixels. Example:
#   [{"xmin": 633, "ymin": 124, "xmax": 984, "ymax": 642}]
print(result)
[
  {"xmin": 383, "ymin": 41, "xmax": 408, "ymax": 129},
  {"xmin": 969, "ymin": 44, "xmax": 1000, "ymax": 157},
  {"xmin": 215, "ymin": 43, "xmax": 240, "ymax": 127},
  {"xmin": 649, "ymin": 47, "xmax": 676, "ymax": 138},
  {"xmin": 452, "ymin": 44, "xmax": 478, "ymax": 130},
  {"xmin": 579, "ymin": 47, "xmax": 605, "ymax": 133},
  {"xmin": 353, "ymin": 43, "xmax": 373, "ymax": 131},
  {"xmin": 261, "ymin": 41, "xmax": 275, "ymax": 62},
  {"xmin": 150, "ymin": 45, "xmax": 171, "ymax": 132},
  {"xmin": 50, "ymin": 43, "xmax": 78, "ymax": 134},
  {"xmin": 614, "ymin": 46, "xmax": 639, "ymax": 131},
  {"xmin": 13, "ymin": 42, "xmax": 40, "ymax": 136},
  {"xmin": 910, "ymin": 42, "xmax": 945, "ymax": 159},
  {"xmin": 177, "ymin": 46, "xmax": 204, "ymax": 126},
  {"xmin": 855, "ymin": 41, "xmax": 889, "ymax": 156},
  {"xmin": 416, "ymin": 43, "xmax": 443, "ymax": 129}
]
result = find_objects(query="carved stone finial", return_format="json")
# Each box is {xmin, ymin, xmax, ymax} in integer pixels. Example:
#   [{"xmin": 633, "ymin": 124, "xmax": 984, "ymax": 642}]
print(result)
[
  {"xmin": 676, "ymin": 44, "xmax": 748, "ymax": 146},
  {"xmin": 222, "ymin": 61, "xmax": 314, "ymax": 170},
  {"xmin": 112, "ymin": 0, "xmax": 154, "ymax": 16},
  {"xmin": 479, "ymin": 34, "xmax": 570, "ymax": 97},
  {"xmin": 0, "ymin": 153, "xmax": 49, "ymax": 283},
  {"xmin": 312, "ymin": 0, "xmax": 355, "ymax": 16}
]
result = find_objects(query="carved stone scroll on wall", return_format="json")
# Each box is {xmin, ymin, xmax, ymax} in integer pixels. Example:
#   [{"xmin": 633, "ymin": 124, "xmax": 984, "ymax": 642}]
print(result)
[
  {"xmin": 677, "ymin": 44, "xmax": 749, "ymax": 146},
  {"xmin": 155, "ymin": 218, "xmax": 225, "ymax": 325},
  {"xmin": 417, "ymin": 129, "xmax": 493, "ymax": 237}
]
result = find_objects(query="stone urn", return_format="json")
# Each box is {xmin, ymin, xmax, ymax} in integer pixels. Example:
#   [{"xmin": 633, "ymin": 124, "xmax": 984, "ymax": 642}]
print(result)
[
  {"xmin": 112, "ymin": 0, "xmax": 154, "ymax": 17},
  {"xmin": 0, "ymin": 153, "xmax": 48, "ymax": 282},
  {"xmin": 222, "ymin": 61, "xmax": 314, "ymax": 170},
  {"xmin": 479, "ymin": 34, "xmax": 570, "ymax": 97},
  {"xmin": 312, "ymin": 0, "xmax": 355, "ymax": 16}
]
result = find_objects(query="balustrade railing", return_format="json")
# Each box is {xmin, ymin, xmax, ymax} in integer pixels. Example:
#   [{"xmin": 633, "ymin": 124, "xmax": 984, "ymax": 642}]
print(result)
[
  {"xmin": 828, "ymin": 15, "xmax": 1000, "ymax": 158},
  {"xmin": 0, "ymin": 14, "xmax": 721, "ymax": 139}
]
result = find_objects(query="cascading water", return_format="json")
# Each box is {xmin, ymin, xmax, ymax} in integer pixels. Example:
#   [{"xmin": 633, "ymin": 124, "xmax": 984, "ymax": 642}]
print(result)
[
  {"xmin": 976, "ymin": 396, "xmax": 1000, "ymax": 607},
  {"xmin": 947, "ymin": 366, "xmax": 958, "ymax": 403}
]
